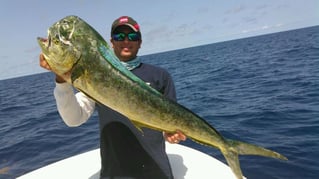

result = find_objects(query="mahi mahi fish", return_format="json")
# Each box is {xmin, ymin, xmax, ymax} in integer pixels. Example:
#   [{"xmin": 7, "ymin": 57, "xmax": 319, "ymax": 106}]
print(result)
[{"xmin": 37, "ymin": 15, "xmax": 287, "ymax": 179}]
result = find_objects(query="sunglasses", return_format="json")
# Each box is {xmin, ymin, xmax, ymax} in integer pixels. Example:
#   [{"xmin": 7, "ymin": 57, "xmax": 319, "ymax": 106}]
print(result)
[{"xmin": 112, "ymin": 32, "xmax": 140, "ymax": 41}]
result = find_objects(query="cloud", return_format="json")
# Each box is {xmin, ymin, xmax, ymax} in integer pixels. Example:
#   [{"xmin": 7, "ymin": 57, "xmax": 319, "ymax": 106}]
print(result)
[
  {"xmin": 256, "ymin": 4, "xmax": 269, "ymax": 10},
  {"xmin": 241, "ymin": 23, "xmax": 284, "ymax": 34},
  {"xmin": 242, "ymin": 16, "xmax": 257, "ymax": 24},
  {"xmin": 225, "ymin": 5, "xmax": 246, "ymax": 14},
  {"xmin": 196, "ymin": 6, "xmax": 210, "ymax": 14},
  {"xmin": 1, "ymin": 55, "xmax": 9, "ymax": 60}
]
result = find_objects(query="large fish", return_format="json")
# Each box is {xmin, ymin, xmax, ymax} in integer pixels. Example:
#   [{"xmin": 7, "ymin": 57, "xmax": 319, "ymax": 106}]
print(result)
[{"xmin": 37, "ymin": 15, "xmax": 287, "ymax": 179}]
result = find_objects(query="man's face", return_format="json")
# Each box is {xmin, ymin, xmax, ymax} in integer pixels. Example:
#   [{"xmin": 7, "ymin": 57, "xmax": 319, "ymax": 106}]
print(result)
[{"xmin": 111, "ymin": 26, "xmax": 142, "ymax": 62}]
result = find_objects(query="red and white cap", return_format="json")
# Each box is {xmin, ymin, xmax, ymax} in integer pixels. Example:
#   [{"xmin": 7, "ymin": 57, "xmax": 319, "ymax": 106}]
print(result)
[{"xmin": 111, "ymin": 16, "xmax": 140, "ymax": 34}]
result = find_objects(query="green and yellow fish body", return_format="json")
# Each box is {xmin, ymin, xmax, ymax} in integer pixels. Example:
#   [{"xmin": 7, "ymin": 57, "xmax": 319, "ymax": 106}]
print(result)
[{"xmin": 37, "ymin": 15, "xmax": 287, "ymax": 179}]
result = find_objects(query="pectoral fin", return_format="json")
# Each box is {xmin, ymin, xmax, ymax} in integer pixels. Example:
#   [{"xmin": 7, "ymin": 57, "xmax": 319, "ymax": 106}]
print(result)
[{"xmin": 132, "ymin": 121, "xmax": 145, "ymax": 135}]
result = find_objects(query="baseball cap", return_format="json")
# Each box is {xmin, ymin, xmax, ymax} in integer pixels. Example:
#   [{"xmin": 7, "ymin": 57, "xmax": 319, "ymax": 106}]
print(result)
[{"xmin": 111, "ymin": 16, "xmax": 141, "ymax": 35}]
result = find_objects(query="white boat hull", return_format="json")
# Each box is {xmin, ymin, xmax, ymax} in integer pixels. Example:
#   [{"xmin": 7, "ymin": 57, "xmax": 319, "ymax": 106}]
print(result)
[{"xmin": 18, "ymin": 143, "xmax": 242, "ymax": 179}]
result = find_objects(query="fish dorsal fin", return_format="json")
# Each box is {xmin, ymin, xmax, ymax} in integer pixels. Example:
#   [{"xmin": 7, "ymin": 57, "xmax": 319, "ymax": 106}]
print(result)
[{"xmin": 97, "ymin": 43, "xmax": 162, "ymax": 97}]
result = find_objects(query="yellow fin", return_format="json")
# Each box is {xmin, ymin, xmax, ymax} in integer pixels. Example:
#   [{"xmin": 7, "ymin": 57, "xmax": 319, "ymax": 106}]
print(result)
[{"xmin": 132, "ymin": 121, "xmax": 145, "ymax": 135}]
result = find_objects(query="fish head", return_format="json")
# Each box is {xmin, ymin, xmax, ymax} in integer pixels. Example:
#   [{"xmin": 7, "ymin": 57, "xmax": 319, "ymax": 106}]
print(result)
[{"xmin": 37, "ymin": 16, "xmax": 82, "ymax": 79}]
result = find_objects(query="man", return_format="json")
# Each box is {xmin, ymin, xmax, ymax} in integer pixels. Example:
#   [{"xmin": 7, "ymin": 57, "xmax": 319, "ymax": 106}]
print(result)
[{"xmin": 39, "ymin": 16, "xmax": 186, "ymax": 179}]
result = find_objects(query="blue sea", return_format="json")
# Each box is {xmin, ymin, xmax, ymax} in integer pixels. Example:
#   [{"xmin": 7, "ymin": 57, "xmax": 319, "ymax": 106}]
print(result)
[{"xmin": 1, "ymin": 26, "xmax": 318, "ymax": 179}]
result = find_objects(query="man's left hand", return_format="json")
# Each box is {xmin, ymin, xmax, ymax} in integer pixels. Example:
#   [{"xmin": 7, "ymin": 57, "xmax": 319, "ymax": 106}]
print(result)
[{"xmin": 164, "ymin": 130, "xmax": 187, "ymax": 144}]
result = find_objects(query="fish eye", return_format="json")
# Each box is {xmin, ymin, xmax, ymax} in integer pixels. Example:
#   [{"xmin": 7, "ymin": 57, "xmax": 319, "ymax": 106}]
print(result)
[{"xmin": 58, "ymin": 25, "xmax": 73, "ymax": 41}]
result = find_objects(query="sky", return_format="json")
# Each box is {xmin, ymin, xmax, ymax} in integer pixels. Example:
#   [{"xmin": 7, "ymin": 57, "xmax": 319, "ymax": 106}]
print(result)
[{"xmin": 0, "ymin": 0, "xmax": 318, "ymax": 80}]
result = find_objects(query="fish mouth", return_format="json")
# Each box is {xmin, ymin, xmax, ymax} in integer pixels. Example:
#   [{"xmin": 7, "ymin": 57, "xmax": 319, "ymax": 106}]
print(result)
[
  {"xmin": 37, "ymin": 36, "xmax": 51, "ymax": 49},
  {"xmin": 37, "ymin": 37, "xmax": 51, "ymax": 61}
]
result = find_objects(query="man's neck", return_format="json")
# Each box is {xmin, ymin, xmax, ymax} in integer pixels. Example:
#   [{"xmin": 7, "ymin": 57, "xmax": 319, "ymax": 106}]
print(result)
[
  {"xmin": 119, "ymin": 56, "xmax": 137, "ymax": 62},
  {"xmin": 120, "ymin": 57, "xmax": 141, "ymax": 71}
]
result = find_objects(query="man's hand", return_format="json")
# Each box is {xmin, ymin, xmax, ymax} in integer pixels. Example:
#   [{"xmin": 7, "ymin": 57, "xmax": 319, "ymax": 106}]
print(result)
[
  {"xmin": 164, "ymin": 130, "xmax": 187, "ymax": 144},
  {"xmin": 39, "ymin": 53, "xmax": 66, "ymax": 83},
  {"xmin": 39, "ymin": 53, "xmax": 51, "ymax": 70}
]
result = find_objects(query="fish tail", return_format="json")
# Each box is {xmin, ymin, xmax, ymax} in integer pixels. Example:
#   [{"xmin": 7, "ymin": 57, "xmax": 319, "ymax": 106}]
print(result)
[
  {"xmin": 222, "ymin": 147, "xmax": 242, "ymax": 179},
  {"xmin": 221, "ymin": 139, "xmax": 288, "ymax": 179}
]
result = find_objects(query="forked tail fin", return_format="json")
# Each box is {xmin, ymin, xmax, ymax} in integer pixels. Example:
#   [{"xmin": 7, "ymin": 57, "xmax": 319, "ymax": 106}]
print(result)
[{"xmin": 221, "ymin": 139, "xmax": 288, "ymax": 179}]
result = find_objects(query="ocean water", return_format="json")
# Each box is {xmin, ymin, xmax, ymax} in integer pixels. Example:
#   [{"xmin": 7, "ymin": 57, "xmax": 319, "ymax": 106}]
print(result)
[{"xmin": 1, "ymin": 26, "xmax": 318, "ymax": 179}]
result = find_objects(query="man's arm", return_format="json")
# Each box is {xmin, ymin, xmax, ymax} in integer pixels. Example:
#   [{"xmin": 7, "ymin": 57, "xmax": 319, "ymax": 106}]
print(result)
[
  {"xmin": 54, "ymin": 82, "xmax": 95, "ymax": 127},
  {"xmin": 40, "ymin": 53, "xmax": 95, "ymax": 127}
]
